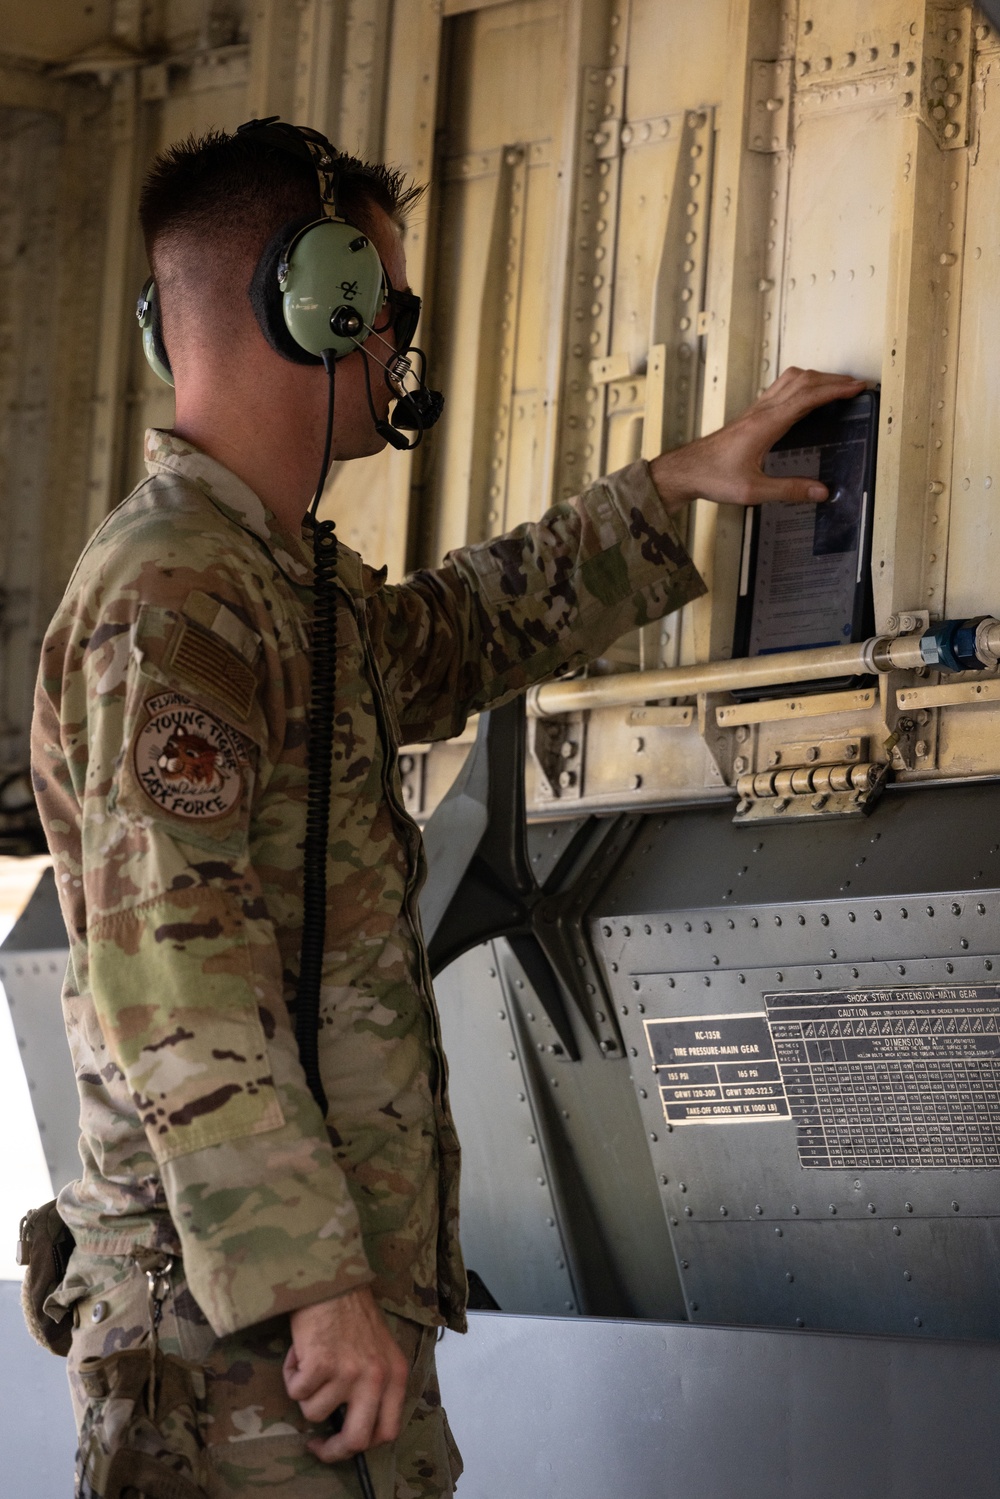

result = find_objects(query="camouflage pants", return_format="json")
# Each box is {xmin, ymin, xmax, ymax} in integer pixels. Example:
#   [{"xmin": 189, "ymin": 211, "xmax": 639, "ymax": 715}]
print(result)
[{"xmin": 62, "ymin": 1253, "xmax": 463, "ymax": 1496}]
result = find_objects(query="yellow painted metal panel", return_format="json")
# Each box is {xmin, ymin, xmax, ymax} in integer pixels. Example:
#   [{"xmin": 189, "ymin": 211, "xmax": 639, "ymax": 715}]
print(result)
[
  {"xmin": 779, "ymin": 102, "xmax": 893, "ymax": 380},
  {"xmin": 944, "ymin": 44, "xmax": 1000, "ymax": 618}
]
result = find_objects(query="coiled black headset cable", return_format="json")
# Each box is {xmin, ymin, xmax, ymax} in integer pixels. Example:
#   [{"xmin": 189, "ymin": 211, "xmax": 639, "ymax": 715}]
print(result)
[
  {"xmin": 296, "ymin": 349, "xmax": 339, "ymax": 1118},
  {"xmin": 295, "ymin": 355, "xmax": 379, "ymax": 1499}
]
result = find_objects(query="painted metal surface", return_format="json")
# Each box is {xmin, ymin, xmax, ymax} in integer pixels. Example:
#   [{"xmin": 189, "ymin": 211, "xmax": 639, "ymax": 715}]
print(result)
[
  {"xmin": 593, "ymin": 780, "xmax": 1000, "ymax": 1338},
  {"xmin": 0, "ymin": 1282, "xmax": 77, "ymax": 1499},
  {"xmin": 0, "ymin": 869, "xmax": 77, "ymax": 1194},
  {"xmin": 436, "ymin": 1310, "xmax": 1000, "ymax": 1499}
]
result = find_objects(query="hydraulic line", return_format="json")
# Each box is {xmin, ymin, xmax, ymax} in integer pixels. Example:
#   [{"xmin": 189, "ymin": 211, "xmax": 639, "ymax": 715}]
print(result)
[{"xmin": 526, "ymin": 618, "xmax": 1000, "ymax": 717}]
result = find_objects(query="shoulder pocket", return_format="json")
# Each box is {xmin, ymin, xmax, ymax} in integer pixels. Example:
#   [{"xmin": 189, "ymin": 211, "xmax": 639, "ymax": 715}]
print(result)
[{"xmin": 134, "ymin": 599, "xmax": 267, "ymax": 747}]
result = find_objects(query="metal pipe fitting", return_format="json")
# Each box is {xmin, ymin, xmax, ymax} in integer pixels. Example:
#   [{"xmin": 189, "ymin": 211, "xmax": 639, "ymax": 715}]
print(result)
[
  {"xmin": 526, "ymin": 617, "xmax": 1000, "ymax": 718},
  {"xmin": 528, "ymin": 641, "xmax": 869, "ymax": 716}
]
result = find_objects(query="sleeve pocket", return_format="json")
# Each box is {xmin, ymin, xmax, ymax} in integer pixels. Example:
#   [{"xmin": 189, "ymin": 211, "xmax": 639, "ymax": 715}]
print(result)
[{"xmin": 90, "ymin": 887, "xmax": 285, "ymax": 1163}]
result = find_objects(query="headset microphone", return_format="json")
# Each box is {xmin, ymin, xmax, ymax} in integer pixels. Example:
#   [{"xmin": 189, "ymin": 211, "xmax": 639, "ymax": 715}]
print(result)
[
  {"xmin": 392, "ymin": 384, "xmax": 445, "ymax": 432},
  {"xmin": 377, "ymin": 420, "xmax": 413, "ymax": 452}
]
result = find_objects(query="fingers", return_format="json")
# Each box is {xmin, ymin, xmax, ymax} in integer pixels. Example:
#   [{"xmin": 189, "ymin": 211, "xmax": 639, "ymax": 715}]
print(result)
[
  {"xmin": 758, "ymin": 366, "xmax": 867, "ymax": 422},
  {"xmin": 306, "ymin": 1377, "xmax": 382, "ymax": 1463},
  {"xmin": 646, "ymin": 367, "xmax": 868, "ymax": 511},
  {"xmin": 752, "ymin": 475, "xmax": 830, "ymax": 505},
  {"xmin": 285, "ymin": 1290, "xmax": 410, "ymax": 1465},
  {"xmin": 301, "ymin": 1346, "xmax": 408, "ymax": 1463},
  {"xmin": 370, "ymin": 1346, "xmax": 408, "ymax": 1447}
]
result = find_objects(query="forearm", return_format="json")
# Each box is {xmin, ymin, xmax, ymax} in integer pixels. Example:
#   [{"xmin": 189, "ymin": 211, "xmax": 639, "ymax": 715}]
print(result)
[{"xmin": 381, "ymin": 459, "xmax": 705, "ymax": 742}]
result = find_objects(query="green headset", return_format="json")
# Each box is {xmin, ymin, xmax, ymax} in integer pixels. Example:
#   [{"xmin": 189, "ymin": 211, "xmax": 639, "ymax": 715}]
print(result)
[{"xmin": 135, "ymin": 117, "xmax": 440, "ymax": 446}]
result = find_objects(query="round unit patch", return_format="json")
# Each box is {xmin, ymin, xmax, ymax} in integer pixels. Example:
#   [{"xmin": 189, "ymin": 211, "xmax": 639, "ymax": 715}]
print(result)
[{"xmin": 135, "ymin": 691, "xmax": 244, "ymax": 821}]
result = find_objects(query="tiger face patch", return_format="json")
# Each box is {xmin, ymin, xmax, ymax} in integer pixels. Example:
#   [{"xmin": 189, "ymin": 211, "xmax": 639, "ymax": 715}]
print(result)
[{"xmin": 134, "ymin": 691, "xmax": 244, "ymax": 821}]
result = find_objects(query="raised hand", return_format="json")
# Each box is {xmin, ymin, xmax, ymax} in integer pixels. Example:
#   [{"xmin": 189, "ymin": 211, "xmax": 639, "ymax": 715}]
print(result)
[{"xmin": 649, "ymin": 366, "xmax": 867, "ymax": 514}]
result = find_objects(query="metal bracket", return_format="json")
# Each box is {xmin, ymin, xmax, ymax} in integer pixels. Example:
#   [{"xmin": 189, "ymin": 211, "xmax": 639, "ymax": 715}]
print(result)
[
  {"xmin": 590, "ymin": 66, "xmax": 625, "ymax": 159},
  {"xmin": 766, "ymin": 736, "xmax": 866, "ymax": 771},
  {"xmin": 747, "ymin": 58, "xmax": 792, "ymax": 153},
  {"xmin": 422, "ymin": 698, "xmax": 635, "ymax": 1058},
  {"xmin": 558, "ymin": 64, "xmax": 627, "ymax": 496},
  {"xmin": 899, "ymin": 6, "xmax": 973, "ymax": 149},
  {"xmin": 699, "ymin": 691, "xmax": 738, "ymax": 787},
  {"xmin": 884, "ymin": 608, "xmax": 931, "ymax": 637},
  {"xmin": 528, "ymin": 712, "xmax": 586, "ymax": 801},
  {"xmin": 644, "ymin": 107, "xmax": 715, "ymax": 455}
]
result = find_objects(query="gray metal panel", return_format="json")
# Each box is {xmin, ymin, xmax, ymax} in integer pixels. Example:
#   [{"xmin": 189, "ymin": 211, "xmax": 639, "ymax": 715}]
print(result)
[
  {"xmin": 0, "ymin": 1282, "xmax": 77, "ymax": 1499},
  {"xmin": 492, "ymin": 935, "xmax": 685, "ymax": 1320},
  {"xmin": 0, "ymin": 867, "xmax": 67, "ymax": 951},
  {"xmin": 0, "ymin": 948, "xmax": 78, "ymax": 1193},
  {"xmin": 433, "ymin": 943, "xmax": 578, "ymax": 1314},
  {"xmin": 435, "ymin": 896, "xmax": 686, "ymax": 1319},
  {"xmin": 597, "ymin": 782, "xmax": 1000, "ymax": 914},
  {"xmin": 0, "ymin": 864, "xmax": 78, "ymax": 1191},
  {"xmin": 590, "ymin": 783, "xmax": 1000, "ymax": 1339},
  {"xmin": 437, "ymin": 1310, "xmax": 1000, "ymax": 1499}
]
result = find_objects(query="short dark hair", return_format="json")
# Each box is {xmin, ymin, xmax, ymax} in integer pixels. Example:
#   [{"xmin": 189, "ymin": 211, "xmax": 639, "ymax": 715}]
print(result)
[{"xmin": 138, "ymin": 127, "xmax": 422, "ymax": 273}]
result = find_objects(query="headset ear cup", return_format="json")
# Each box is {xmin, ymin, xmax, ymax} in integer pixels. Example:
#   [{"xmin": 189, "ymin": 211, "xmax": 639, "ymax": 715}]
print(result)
[
  {"xmin": 148, "ymin": 304, "xmax": 173, "ymax": 385},
  {"xmin": 136, "ymin": 278, "xmax": 174, "ymax": 387},
  {"xmin": 249, "ymin": 217, "xmax": 322, "ymax": 365}
]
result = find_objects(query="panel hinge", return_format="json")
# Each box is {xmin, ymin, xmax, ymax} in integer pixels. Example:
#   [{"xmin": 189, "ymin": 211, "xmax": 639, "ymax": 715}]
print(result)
[{"xmin": 734, "ymin": 753, "xmax": 889, "ymax": 824}]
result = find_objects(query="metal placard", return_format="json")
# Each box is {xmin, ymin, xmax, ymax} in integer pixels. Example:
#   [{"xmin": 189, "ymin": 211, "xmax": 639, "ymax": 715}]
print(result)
[{"xmin": 767, "ymin": 984, "xmax": 1000, "ymax": 1169}]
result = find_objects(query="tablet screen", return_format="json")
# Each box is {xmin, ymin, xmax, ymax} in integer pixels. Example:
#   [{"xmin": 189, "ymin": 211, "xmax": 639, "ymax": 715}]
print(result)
[{"xmin": 734, "ymin": 390, "xmax": 878, "ymax": 673}]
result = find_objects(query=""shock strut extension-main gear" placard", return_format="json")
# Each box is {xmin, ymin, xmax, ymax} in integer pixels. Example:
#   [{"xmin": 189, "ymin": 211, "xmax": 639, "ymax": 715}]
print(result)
[{"xmin": 765, "ymin": 984, "xmax": 1000, "ymax": 1169}]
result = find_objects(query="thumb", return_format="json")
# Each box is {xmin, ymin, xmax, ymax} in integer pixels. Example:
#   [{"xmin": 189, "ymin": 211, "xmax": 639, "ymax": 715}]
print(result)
[{"xmin": 758, "ymin": 474, "xmax": 829, "ymax": 504}]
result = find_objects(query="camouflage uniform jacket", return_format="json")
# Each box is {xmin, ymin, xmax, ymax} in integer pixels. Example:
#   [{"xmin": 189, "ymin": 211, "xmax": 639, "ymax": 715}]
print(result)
[{"xmin": 31, "ymin": 429, "xmax": 706, "ymax": 1340}]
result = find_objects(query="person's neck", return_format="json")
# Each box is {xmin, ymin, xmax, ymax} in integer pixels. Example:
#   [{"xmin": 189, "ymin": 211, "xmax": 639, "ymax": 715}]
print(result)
[{"xmin": 172, "ymin": 368, "xmax": 321, "ymax": 533}]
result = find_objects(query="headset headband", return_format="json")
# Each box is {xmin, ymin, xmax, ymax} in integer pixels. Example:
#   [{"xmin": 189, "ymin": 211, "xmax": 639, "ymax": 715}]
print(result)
[{"xmin": 236, "ymin": 118, "xmax": 344, "ymax": 220}]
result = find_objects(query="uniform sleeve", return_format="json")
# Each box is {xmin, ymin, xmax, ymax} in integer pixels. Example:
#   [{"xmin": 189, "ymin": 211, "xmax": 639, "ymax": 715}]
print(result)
[
  {"xmin": 53, "ymin": 568, "xmax": 373, "ymax": 1337},
  {"xmin": 368, "ymin": 459, "xmax": 706, "ymax": 744}
]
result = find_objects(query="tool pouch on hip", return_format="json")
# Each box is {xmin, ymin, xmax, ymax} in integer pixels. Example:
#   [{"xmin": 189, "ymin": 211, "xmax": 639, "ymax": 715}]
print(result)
[
  {"xmin": 17, "ymin": 1198, "xmax": 76, "ymax": 1356},
  {"xmin": 75, "ymin": 1347, "xmax": 209, "ymax": 1499}
]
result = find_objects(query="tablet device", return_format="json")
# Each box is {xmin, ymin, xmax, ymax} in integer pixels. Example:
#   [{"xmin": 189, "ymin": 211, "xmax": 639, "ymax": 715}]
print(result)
[{"xmin": 731, "ymin": 388, "xmax": 878, "ymax": 693}]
